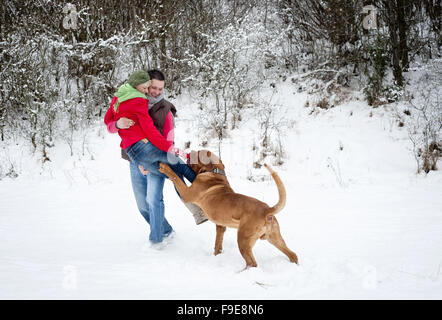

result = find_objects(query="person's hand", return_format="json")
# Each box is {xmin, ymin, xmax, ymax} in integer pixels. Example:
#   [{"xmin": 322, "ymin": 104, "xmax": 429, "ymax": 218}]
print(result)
[
  {"xmin": 138, "ymin": 165, "xmax": 150, "ymax": 175},
  {"xmin": 116, "ymin": 117, "xmax": 135, "ymax": 129},
  {"xmin": 171, "ymin": 147, "xmax": 189, "ymax": 159}
]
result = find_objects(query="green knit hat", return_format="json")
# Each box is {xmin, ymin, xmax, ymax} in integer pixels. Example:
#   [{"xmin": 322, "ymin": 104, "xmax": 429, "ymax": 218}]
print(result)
[{"xmin": 128, "ymin": 70, "xmax": 150, "ymax": 88}]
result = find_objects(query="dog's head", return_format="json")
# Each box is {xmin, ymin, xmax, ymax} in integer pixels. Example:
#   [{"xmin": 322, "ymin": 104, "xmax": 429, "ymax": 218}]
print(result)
[{"xmin": 187, "ymin": 149, "xmax": 225, "ymax": 175}]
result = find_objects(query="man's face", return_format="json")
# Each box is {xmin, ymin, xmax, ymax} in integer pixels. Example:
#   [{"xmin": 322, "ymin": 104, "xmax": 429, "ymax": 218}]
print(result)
[{"xmin": 147, "ymin": 79, "xmax": 165, "ymax": 98}]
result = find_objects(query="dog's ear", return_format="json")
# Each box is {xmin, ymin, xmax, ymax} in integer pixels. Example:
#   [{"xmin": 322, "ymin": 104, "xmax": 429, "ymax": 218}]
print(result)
[
  {"xmin": 197, "ymin": 150, "xmax": 216, "ymax": 174},
  {"xmin": 199, "ymin": 150, "xmax": 212, "ymax": 165}
]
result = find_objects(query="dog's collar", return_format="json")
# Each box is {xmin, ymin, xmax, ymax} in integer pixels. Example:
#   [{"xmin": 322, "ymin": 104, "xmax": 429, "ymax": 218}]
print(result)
[{"xmin": 210, "ymin": 168, "xmax": 226, "ymax": 176}]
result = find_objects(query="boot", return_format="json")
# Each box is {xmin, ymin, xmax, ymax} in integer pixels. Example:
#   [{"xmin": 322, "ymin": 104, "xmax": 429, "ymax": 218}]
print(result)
[{"xmin": 183, "ymin": 202, "xmax": 208, "ymax": 225}]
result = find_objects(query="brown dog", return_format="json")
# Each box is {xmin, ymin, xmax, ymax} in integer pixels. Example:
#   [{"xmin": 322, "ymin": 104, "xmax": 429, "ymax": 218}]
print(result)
[{"xmin": 159, "ymin": 150, "xmax": 298, "ymax": 269}]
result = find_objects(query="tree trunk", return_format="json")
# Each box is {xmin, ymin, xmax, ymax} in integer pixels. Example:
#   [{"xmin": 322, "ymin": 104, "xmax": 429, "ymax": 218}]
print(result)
[
  {"xmin": 423, "ymin": 0, "xmax": 442, "ymax": 48},
  {"xmin": 397, "ymin": 0, "xmax": 410, "ymax": 71},
  {"xmin": 159, "ymin": 0, "xmax": 168, "ymax": 71},
  {"xmin": 384, "ymin": 0, "xmax": 404, "ymax": 86}
]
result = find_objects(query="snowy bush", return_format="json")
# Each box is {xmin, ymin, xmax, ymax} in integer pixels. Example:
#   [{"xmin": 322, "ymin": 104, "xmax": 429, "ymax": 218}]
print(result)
[
  {"xmin": 363, "ymin": 34, "xmax": 389, "ymax": 106},
  {"xmin": 255, "ymin": 100, "xmax": 289, "ymax": 167},
  {"xmin": 403, "ymin": 61, "xmax": 442, "ymax": 173}
]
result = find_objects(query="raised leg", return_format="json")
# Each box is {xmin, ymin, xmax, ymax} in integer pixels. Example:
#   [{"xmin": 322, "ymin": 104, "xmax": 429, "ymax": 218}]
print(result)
[
  {"xmin": 266, "ymin": 217, "xmax": 298, "ymax": 264},
  {"xmin": 159, "ymin": 163, "xmax": 196, "ymax": 203},
  {"xmin": 214, "ymin": 225, "xmax": 226, "ymax": 255}
]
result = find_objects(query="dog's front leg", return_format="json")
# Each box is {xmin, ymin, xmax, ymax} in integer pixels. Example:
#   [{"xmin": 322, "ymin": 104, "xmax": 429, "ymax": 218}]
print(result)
[
  {"xmin": 159, "ymin": 163, "xmax": 195, "ymax": 203},
  {"xmin": 214, "ymin": 225, "xmax": 226, "ymax": 255}
]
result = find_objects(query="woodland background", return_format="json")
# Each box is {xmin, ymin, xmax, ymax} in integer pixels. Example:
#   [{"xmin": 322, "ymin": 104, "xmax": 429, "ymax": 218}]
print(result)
[{"xmin": 0, "ymin": 0, "xmax": 441, "ymax": 174}]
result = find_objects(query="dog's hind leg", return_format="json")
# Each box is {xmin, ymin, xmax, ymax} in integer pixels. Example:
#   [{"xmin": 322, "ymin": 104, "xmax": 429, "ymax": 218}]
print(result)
[
  {"xmin": 214, "ymin": 225, "xmax": 226, "ymax": 255},
  {"xmin": 266, "ymin": 217, "xmax": 298, "ymax": 264},
  {"xmin": 237, "ymin": 228, "xmax": 260, "ymax": 269}
]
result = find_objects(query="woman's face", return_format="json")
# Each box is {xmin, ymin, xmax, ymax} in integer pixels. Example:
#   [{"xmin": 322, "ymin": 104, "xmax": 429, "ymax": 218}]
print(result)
[{"xmin": 135, "ymin": 81, "xmax": 151, "ymax": 95}]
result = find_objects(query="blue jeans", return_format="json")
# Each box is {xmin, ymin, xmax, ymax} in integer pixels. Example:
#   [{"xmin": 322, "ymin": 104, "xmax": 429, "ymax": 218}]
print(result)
[
  {"xmin": 126, "ymin": 139, "xmax": 196, "ymax": 243},
  {"xmin": 130, "ymin": 161, "xmax": 173, "ymax": 243},
  {"xmin": 125, "ymin": 139, "xmax": 196, "ymax": 183}
]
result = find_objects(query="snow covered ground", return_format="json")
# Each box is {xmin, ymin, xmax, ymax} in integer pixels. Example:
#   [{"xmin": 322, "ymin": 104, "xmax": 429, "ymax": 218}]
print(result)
[{"xmin": 1, "ymin": 80, "xmax": 441, "ymax": 299}]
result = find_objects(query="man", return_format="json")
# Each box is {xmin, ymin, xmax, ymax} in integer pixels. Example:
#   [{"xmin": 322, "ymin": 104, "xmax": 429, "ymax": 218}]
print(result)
[{"xmin": 107, "ymin": 69, "xmax": 207, "ymax": 249}]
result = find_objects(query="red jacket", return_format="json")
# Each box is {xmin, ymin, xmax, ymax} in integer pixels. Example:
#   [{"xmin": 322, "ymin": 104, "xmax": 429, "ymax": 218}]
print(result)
[{"xmin": 104, "ymin": 96, "xmax": 174, "ymax": 152}]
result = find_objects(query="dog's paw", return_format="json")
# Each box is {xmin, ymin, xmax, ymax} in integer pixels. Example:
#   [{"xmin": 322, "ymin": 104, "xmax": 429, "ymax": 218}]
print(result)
[
  {"xmin": 290, "ymin": 254, "xmax": 299, "ymax": 265},
  {"xmin": 238, "ymin": 264, "xmax": 257, "ymax": 273},
  {"xmin": 159, "ymin": 162, "xmax": 172, "ymax": 174}
]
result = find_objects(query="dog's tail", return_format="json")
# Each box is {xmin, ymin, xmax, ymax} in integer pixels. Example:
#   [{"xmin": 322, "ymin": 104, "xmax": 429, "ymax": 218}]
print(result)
[{"xmin": 264, "ymin": 163, "xmax": 286, "ymax": 216}]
